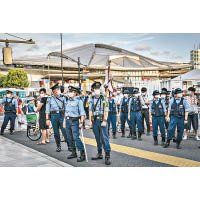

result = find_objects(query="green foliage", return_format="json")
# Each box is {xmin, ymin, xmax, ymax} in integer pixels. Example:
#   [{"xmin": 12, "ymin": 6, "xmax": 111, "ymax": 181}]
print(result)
[
  {"xmin": 3, "ymin": 69, "xmax": 29, "ymax": 88},
  {"xmin": 0, "ymin": 74, "xmax": 6, "ymax": 86}
]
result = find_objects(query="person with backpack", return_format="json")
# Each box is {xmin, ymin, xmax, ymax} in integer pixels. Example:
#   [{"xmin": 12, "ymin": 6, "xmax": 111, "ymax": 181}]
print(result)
[
  {"xmin": 0, "ymin": 90, "xmax": 18, "ymax": 135},
  {"xmin": 149, "ymin": 90, "xmax": 167, "ymax": 146}
]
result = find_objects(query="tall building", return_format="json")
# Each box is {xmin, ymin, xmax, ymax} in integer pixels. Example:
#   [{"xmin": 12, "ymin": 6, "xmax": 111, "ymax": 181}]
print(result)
[{"xmin": 190, "ymin": 47, "xmax": 200, "ymax": 69}]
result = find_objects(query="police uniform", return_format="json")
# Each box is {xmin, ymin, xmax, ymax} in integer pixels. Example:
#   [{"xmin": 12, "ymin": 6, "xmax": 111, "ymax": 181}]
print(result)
[
  {"xmin": 107, "ymin": 97, "xmax": 117, "ymax": 138},
  {"xmin": 161, "ymin": 89, "xmax": 169, "ymax": 130},
  {"xmin": 46, "ymin": 84, "xmax": 69, "ymax": 152},
  {"xmin": 89, "ymin": 82, "xmax": 111, "ymax": 165},
  {"xmin": 0, "ymin": 90, "xmax": 18, "ymax": 135},
  {"xmin": 128, "ymin": 89, "xmax": 144, "ymax": 140},
  {"xmin": 149, "ymin": 90, "xmax": 167, "ymax": 145},
  {"xmin": 120, "ymin": 90, "xmax": 132, "ymax": 138},
  {"xmin": 164, "ymin": 88, "xmax": 189, "ymax": 149},
  {"xmin": 64, "ymin": 86, "xmax": 86, "ymax": 162}
]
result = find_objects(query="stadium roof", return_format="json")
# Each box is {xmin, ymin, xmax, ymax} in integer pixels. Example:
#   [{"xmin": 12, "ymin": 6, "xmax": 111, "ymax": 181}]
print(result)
[{"xmin": 2, "ymin": 43, "xmax": 191, "ymax": 70}]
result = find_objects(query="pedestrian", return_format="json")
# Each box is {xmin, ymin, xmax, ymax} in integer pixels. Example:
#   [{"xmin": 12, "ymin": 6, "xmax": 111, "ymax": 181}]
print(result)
[
  {"xmin": 63, "ymin": 86, "xmax": 86, "ymax": 162},
  {"xmin": 141, "ymin": 87, "xmax": 151, "ymax": 136},
  {"xmin": 119, "ymin": 89, "xmax": 132, "ymax": 138},
  {"xmin": 164, "ymin": 88, "xmax": 189, "ymax": 149},
  {"xmin": 89, "ymin": 82, "xmax": 111, "ymax": 165},
  {"xmin": 46, "ymin": 83, "xmax": 70, "ymax": 152},
  {"xmin": 37, "ymin": 88, "xmax": 50, "ymax": 145},
  {"xmin": 0, "ymin": 90, "xmax": 18, "ymax": 135},
  {"xmin": 149, "ymin": 90, "xmax": 167, "ymax": 145},
  {"xmin": 128, "ymin": 89, "xmax": 144, "ymax": 141},
  {"xmin": 184, "ymin": 87, "xmax": 200, "ymax": 140},
  {"xmin": 107, "ymin": 92, "xmax": 117, "ymax": 139}
]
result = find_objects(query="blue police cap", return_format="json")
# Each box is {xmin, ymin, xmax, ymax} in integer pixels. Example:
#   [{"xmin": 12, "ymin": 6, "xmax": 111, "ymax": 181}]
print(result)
[
  {"xmin": 6, "ymin": 90, "xmax": 13, "ymax": 94},
  {"xmin": 160, "ymin": 90, "xmax": 167, "ymax": 95},
  {"xmin": 68, "ymin": 85, "xmax": 78, "ymax": 92},
  {"xmin": 153, "ymin": 90, "xmax": 160, "ymax": 96},
  {"xmin": 141, "ymin": 87, "xmax": 147, "ymax": 92},
  {"xmin": 50, "ymin": 83, "xmax": 60, "ymax": 91},
  {"xmin": 161, "ymin": 88, "xmax": 168, "ymax": 92},
  {"xmin": 174, "ymin": 88, "xmax": 183, "ymax": 94},
  {"xmin": 133, "ymin": 89, "xmax": 139, "ymax": 94},
  {"xmin": 123, "ymin": 90, "xmax": 129, "ymax": 94},
  {"xmin": 91, "ymin": 82, "xmax": 101, "ymax": 89}
]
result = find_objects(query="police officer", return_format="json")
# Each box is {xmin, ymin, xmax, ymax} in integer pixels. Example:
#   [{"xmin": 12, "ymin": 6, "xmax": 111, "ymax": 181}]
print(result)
[
  {"xmin": 164, "ymin": 88, "xmax": 189, "ymax": 149},
  {"xmin": 128, "ymin": 89, "xmax": 144, "ymax": 141},
  {"xmin": 107, "ymin": 92, "xmax": 117, "ymax": 139},
  {"xmin": 46, "ymin": 84, "xmax": 70, "ymax": 152},
  {"xmin": 0, "ymin": 90, "xmax": 18, "ymax": 135},
  {"xmin": 120, "ymin": 89, "xmax": 132, "ymax": 138},
  {"xmin": 63, "ymin": 86, "xmax": 86, "ymax": 162},
  {"xmin": 149, "ymin": 90, "xmax": 167, "ymax": 146},
  {"xmin": 141, "ymin": 87, "xmax": 151, "ymax": 136},
  {"xmin": 160, "ymin": 88, "xmax": 169, "ymax": 130},
  {"xmin": 89, "ymin": 82, "xmax": 111, "ymax": 165}
]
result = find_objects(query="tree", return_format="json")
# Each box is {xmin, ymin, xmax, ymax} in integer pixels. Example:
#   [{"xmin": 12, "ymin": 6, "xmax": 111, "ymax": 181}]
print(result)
[
  {"xmin": 0, "ymin": 74, "xmax": 6, "ymax": 87},
  {"xmin": 3, "ymin": 69, "xmax": 29, "ymax": 88}
]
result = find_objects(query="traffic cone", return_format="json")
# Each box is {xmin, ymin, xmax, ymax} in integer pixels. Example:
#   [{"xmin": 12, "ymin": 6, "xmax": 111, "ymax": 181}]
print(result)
[{"xmin": 150, "ymin": 121, "xmax": 153, "ymax": 131}]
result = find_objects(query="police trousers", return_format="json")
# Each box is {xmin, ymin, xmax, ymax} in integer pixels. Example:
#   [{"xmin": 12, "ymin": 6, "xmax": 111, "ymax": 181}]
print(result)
[
  {"xmin": 107, "ymin": 112, "xmax": 117, "ymax": 133},
  {"xmin": 130, "ymin": 111, "xmax": 143, "ymax": 134},
  {"xmin": 1, "ymin": 112, "xmax": 16, "ymax": 132},
  {"xmin": 167, "ymin": 116, "xmax": 184, "ymax": 142},
  {"xmin": 50, "ymin": 113, "xmax": 68, "ymax": 143},
  {"xmin": 152, "ymin": 116, "xmax": 165, "ymax": 137},
  {"xmin": 65, "ymin": 119, "xmax": 84, "ymax": 151},
  {"xmin": 92, "ymin": 119, "xmax": 111, "ymax": 152},
  {"xmin": 120, "ymin": 112, "xmax": 132, "ymax": 131}
]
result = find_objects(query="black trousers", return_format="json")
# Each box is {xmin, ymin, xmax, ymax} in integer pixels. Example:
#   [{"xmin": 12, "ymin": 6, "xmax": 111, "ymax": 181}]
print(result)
[{"xmin": 141, "ymin": 109, "xmax": 150, "ymax": 133}]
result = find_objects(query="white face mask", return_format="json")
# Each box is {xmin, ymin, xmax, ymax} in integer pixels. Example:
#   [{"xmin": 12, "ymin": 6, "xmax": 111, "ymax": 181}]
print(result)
[
  {"xmin": 68, "ymin": 92, "xmax": 74, "ymax": 98},
  {"xmin": 57, "ymin": 90, "xmax": 61, "ymax": 95},
  {"xmin": 124, "ymin": 94, "xmax": 128, "ymax": 98},
  {"xmin": 177, "ymin": 93, "xmax": 183, "ymax": 98},
  {"xmin": 154, "ymin": 95, "xmax": 159, "ymax": 99},
  {"xmin": 187, "ymin": 91, "xmax": 192, "ymax": 96},
  {"xmin": 161, "ymin": 94, "xmax": 166, "ymax": 99},
  {"xmin": 117, "ymin": 91, "xmax": 120, "ymax": 94},
  {"xmin": 95, "ymin": 90, "xmax": 101, "ymax": 95},
  {"xmin": 6, "ymin": 94, "xmax": 11, "ymax": 98},
  {"xmin": 92, "ymin": 92, "xmax": 95, "ymax": 96},
  {"xmin": 40, "ymin": 93, "xmax": 45, "ymax": 97}
]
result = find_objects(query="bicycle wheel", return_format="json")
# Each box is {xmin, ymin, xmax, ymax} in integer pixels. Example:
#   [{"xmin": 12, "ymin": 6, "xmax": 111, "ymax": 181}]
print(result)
[{"xmin": 27, "ymin": 126, "xmax": 42, "ymax": 141}]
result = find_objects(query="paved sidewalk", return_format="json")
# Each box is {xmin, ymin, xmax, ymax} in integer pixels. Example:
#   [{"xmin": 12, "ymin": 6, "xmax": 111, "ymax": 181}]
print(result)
[{"xmin": 0, "ymin": 136, "xmax": 72, "ymax": 167}]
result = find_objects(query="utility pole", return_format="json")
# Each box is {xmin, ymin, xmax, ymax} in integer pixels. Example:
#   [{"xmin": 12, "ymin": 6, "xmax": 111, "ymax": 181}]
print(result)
[
  {"xmin": 60, "ymin": 33, "xmax": 64, "ymax": 86},
  {"xmin": 78, "ymin": 57, "xmax": 81, "ymax": 88}
]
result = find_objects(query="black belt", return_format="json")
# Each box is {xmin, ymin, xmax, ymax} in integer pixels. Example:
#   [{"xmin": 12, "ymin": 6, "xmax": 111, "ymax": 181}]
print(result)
[
  {"xmin": 50, "ymin": 111, "xmax": 60, "ymax": 114},
  {"xmin": 65, "ymin": 116, "xmax": 80, "ymax": 121}
]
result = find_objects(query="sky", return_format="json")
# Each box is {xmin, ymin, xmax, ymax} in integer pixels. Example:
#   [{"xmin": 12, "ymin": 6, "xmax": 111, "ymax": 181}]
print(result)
[{"xmin": 0, "ymin": 33, "xmax": 200, "ymax": 63}]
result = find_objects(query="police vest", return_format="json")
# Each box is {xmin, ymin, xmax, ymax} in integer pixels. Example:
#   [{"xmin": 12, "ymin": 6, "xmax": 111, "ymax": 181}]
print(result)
[
  {"xmin": 170, "ymin": 98, "xmax": 185, "ymax": 118},
  {"xmin": 151, "ymin": 99, "xmax": 164, "ymax": 117},
  {"xmin": 5, "ymin": 97, "xmax": 16, "ymax": 113},
  {"xmin": 109, "ymin": 99, "xmax": 117, "ymax": 114},
  {"xmin": 121, "ymin": 97, "xmax": 130, "ymax": 113},
  {"xmin": 130, "ymin": 97, "xmax": 141, "ymax": 112}
]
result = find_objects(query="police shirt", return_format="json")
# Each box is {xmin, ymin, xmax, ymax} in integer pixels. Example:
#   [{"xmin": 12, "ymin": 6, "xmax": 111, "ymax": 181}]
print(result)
[
  {"xmin": 168, "ymin": 97, "xmax": 189, "ymax": 112},
  {"xmin": 46, "ymin": 95, "xmax": 66, "ymax": 114},
  {"xmin": 108, "ymin": 98, "xmax": 118, "ymax": 113},
  {"xmin": 120, "ymin": 97, "xmax": 130, "ymax": 110},
  {"xmin": 149, "ymin": 98, "xmax": 167, "ymax": 113},
  {"xmin": 64, "ymin": 97, "xmax": 85, "ymax": 117},
  {"xmin": 128, "ymin": 96, "xmax": 145, "ymax": 110},
  {"xmin": 0, "ymin": 97, "xmax": 18, "ymax": 108},
  {"xmin": 89, "ymin": 96, "xmax": 109, "ymax": 116}
]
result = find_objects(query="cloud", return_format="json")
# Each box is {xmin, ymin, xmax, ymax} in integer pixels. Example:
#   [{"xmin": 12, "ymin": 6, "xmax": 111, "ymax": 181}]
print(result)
[
  {"xmin": 26, "ymin": 45, "xmax": 40, "ymax": 52},
  {"xmin": 135, "ymin": 45, "xmax": 152, "ymax": 51},
  {"xmin": 151, "ymin": 51, "xmax": 159, "ymax": 56},
  {"xmin": 163, "ymin": 51, "xmax": 170, "ymax": 55},
  {"xmin": 172, "ymin": 55, "xmax": 182, "ymax": 59}
]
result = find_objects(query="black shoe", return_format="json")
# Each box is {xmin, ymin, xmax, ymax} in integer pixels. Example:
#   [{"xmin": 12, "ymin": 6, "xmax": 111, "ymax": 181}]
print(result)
[
  {"xmin": 91, "ymin": 150, "xmax": 103, "ymax": 160},
  {"xmin": 112, "ymin": 132, "xmax": 117, "ymax": 139},
  {"xmin": 77, "ymin": 150, "xmax": 86, "ymax": 162},
  {"xmin": 153, "ymin": 136, "xmax": 158, "ymax": 145},
  {"xmin": 161, "ymin": 137, "xmax": 166, "ymax": 146},
  {"xmin": 127, "ymin": 130, "xmax": 132, "ymax": 138},
  {"xmin": 105, "ymin": 152, "xmax": 111, "ymax": 165},
  {"xmin": 121, "ymin": 130, "xmax": 125, "ymax": 137},
  {"xmin": 56, "ymin": 141, "xmax": 61, "ymax": 152},
  {"xmin": 176, "ymin": 141, "xmax": 182, "ymax": 149},
  {"xmin": 146, "ymin": 132, "xmax": 151, "ymax": 136},
  {"xmin": 68, "ymin": 147, "xmax": 73, "ymax": 152},
  {"xmin": 0, "ymin": 131, "xmax": 4, "ymax": 136},
  {"xmin": 131, "ymin": 132, "xmax": 137, "ymax": 140},
  {"xmin": 10, "ymin": 130, "xmax": 14, "ymax": 135},
  {"xmin": 154, "ymin": 140, "xmax": 158, "ymax": 145},
  {"xmin": 138, "ymin": 133, "xmax": 142, "ymax": 141},
  {"xmin": 67, "ymin": 150, "xmax": 77, "ymax": 159},
  {"xmin": 163, "ymin": 140, "xmax": 170, "ymax": 148},
  {"xmin": 173, "ymin": 137, "xmax": 177, "ymax": 143}
]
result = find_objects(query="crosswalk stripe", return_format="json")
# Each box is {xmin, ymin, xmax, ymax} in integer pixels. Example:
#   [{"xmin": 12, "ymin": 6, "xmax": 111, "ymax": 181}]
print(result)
[{"xmin": 82, "ymin": 137, "xmax": 200, "ymax": 167}]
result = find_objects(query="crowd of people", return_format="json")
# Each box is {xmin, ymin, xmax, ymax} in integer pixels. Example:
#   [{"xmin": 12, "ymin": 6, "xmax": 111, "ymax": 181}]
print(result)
[{"xmin": 0, "ymin": 82, "xmax": 200, "ymax": 165}]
